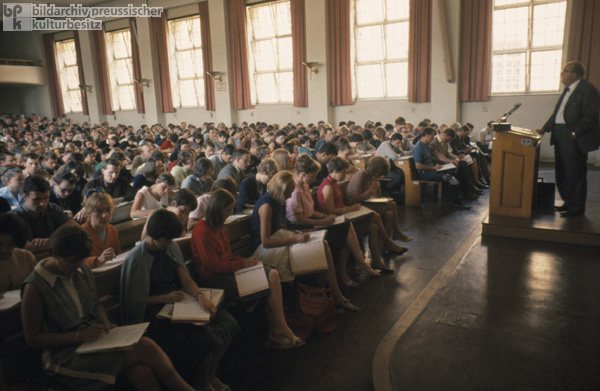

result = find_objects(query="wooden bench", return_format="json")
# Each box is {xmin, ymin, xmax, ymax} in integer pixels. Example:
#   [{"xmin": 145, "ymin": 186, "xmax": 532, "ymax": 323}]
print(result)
[
  {"xmin": 115, "ymin": 218, "xmax": 146, "ymax": 251},
  {"xmin": 394, "ymin": 157, "xmax": 441, "ymax": 207}
]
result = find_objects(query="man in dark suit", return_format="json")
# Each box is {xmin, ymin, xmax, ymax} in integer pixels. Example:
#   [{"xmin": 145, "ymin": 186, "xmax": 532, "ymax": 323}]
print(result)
[{"xmin": 536, "ymin": 61, "xmax": 600, "ymax": 217}]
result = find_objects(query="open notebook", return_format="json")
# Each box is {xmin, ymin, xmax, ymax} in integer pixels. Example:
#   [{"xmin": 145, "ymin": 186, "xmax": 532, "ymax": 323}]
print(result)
[
  {"xmin": 234, "ymin": 262, "xmax": 270, "ymax": 302},
  {"xmin": 158, "ymin": 289, "xmax": 225, "ymax": 325},
  {"xmin": 76, "ymin": 322, "xmax": 149, "ymax": 354},
  {"xmin": 92, "ymin": 250, "xmax": 130, "ymax": 273},
  {"xmin": 288, "ymin": 230, "xmax": 329, "ymax": 275}
]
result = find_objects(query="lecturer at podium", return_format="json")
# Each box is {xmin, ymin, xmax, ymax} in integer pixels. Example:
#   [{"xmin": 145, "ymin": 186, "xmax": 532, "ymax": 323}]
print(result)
[{"xmin": 536, "ymin": 61, "xmax": 600, "ymax": 217}]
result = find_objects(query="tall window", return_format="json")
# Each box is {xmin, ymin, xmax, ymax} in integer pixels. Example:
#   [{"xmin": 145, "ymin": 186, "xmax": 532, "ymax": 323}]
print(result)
[
  {"xmin": 105, "ymin": 29, "xmax": 136, "ymax": 111},
  {"xmin": 492, "ymin": 0, "xmax": 567, "ymax": 94},
  {"xmin": 167, "ymin": 16, "xmax": 205, "ymax": 108},
  {"xmin": 246, "ymin": 0, "xmax": 293, "ymax": 105},
  {"xmin": 351, "ymin": 0, "xmax": 409, "ymax": 100},
  {"xmin": 54, "ymin": 39, "xmax": 82, "ymax": 113}
]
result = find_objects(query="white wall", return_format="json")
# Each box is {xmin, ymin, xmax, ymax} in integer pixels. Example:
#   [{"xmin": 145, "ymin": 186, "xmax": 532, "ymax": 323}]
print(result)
[{"xmin": 1, "ymin": 0, "xmax": 597, "ymax": 164}]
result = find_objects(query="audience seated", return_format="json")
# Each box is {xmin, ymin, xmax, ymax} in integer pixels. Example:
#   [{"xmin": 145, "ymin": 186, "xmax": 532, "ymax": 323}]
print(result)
[
  {"xmin": 181, "ymin": 157, "xmax": 214, "ymax": 196},
  {"xmin": 141, "ymin": 188, "xmax": 197, "ymax": 240},
  {"xmin": 188, "ymin": 177, "xmax": 238, "ymax": 232},
  {"xmin": 170, "ymin": 150, "xmax": 195, "ymax": 187},
  {"xmin": 235, "ymin": 158, "xmax": 278, "ymax": 213},
  {"xmin": 0, "ymin": 167, "xmax": 25, "ymax": 206},
  {"xmin": 130, "ymin": 173, "xmax": 176, "ymax": 220},
  {"xmin": 81, "ymin": 191, "xmax": 122, "ymax": 269},
  {"xmin": 0, "ymin": 213, "xmax": 36, "ymax": 292},
  {"xmin": 84, "ymin": 158, "xmax": 135, "ymax": 203},
  {"xmin": 216, "ymin": 147, "xmax": 251, "ymax": 187}
]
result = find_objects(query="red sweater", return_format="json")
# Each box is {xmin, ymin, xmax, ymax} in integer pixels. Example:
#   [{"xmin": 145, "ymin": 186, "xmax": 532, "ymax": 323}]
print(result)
[
  {"xmin": 82, "ymin": 222, "xmax": 122, "ymax": 268},
  {"xmin": 191, "ymin": 219, "xmax": 245, "ymax": 280}
]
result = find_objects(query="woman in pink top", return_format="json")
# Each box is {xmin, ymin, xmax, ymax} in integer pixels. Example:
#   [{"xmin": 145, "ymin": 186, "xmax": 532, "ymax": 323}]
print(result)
[{"xmin": 287, "ymin": 154, "xmax": 379, "ymax": 293}]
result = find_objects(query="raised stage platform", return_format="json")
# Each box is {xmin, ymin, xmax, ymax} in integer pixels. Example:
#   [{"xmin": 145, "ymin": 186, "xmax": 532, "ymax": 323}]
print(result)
[{"xmin": 482, "ymin": 169, "xmax": 600, "ymax": 247}]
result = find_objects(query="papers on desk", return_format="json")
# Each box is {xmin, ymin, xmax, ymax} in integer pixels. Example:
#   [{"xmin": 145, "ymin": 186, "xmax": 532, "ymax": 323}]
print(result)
[
  {"xmin": 437, "ymin": 163, "xmax": 456, "ymax": 172},
  {"xmin": 225, "ymin": 214, "xmax": 248, "ymax": 225},
  {"xmin": 92, "ymin": 250, "xmax": 130, "ymax": 273},
  {"xmin": 234, "ymin": 262, "xmax": 270, "ymax": 301},
  {"xmin": 344, "ymin": 206, "xmax": 374, "ymax": 220},
  {"xmin": 289, "ymin": 230, "xmax": 328, "ymax": 275},
  {"xmin": 76, "ymin": 322, "xmax": 149, "ymax": 354},
  {"xmin": 364, "ymin": 197, "xmax": 393, "ymax": 203},
  {"xmin": 0, "ymin": 290, "xmax": 21, "ymax": 311}
]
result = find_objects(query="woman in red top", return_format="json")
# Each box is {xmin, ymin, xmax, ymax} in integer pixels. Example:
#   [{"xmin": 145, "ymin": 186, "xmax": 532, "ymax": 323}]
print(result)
[
  {"xmin": 317, "ymin": 157, "xmax": 407, "ymax": 277},
  {"xmin": 191, "ymin": 189, "xmax": 304, "ymax": 350},
  {"xmin": 81, "ymin": 191, "xmax": 122, "ymax": 269}
]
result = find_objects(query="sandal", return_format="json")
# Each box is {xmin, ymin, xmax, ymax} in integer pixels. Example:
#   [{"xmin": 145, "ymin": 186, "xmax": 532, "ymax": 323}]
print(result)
[
  {"xmin": 336, "ymin": 299, "xmax": 359, "ymax": 312},
  {"xmin": 356, "ymin": 265, "xmax": 381, "ymax": 277},
  {"xmin": 341, "ymin": 278, "xmax": 359, "ymax": 288},
  {"xmin": 372, "ymin": 263, "xmax": 394, "ymax": 274},
  {"xmin": 384, "ymin": 244, "xmax": 409, "ymax": 255},
  {"xmin": 266, "ymin": 335, "xmax": 305, "ymax": 350}
]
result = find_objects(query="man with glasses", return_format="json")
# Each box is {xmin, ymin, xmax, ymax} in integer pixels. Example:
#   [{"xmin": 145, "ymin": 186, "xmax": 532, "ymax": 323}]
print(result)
[
  {"xmin": 536, "ymin": 61, "xmax": 599, "ymax": 217},
  {"xmin": 50, "ymin": 171, "xmax": 83, "ymax": 218},
  {"xmin": 217, "ymin": 147, "xmax": 251, "ymax": 188}
]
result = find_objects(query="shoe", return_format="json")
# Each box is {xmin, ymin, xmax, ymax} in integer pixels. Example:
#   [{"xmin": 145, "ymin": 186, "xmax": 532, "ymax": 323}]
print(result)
[
  {"xmin": 336, "ymin": 299, "xmax": 359, "ymax": 312},
  {"xmin": 443, "ymin": 174, "xmax": 459, "ymax": 186},
  {"xmin": 383, "ymin": 246, "xmax": 409, "ymax": 255},
  {"xmin": 560, "ymin": 209, "xmax": 584, "ymax": 217},
  {"xmin": 341, "ymin": 279, "xmax": 359, "ymax": 288},
  {"xmin": 453, "ymin": 202, "xmax": 471, "ymax": 210},
  {"xmin": 475, "ymin": 183, "xmax": 489, "ymax": 190},
  {"xmin": 554, "ymin": 204, "xmax": 569, "ymax": 212},
  {"xmin": 266, "ymin": 335, "xmax": 305, "ymax": 350}
]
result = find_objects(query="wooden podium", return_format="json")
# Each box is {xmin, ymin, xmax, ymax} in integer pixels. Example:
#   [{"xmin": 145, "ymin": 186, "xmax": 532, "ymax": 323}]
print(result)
[{"xmin": 489, "ymin": 126, "xmax": 542, "ymax": 218}]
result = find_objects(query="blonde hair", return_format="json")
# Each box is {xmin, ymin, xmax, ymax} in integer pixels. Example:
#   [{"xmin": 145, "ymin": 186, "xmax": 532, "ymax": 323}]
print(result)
[
  {"xmin": 294, "ymin": 153, "xmax": 321, "ymax": 175},
  {"xmin": 272, "ymin": 148, "xmax": 291, "ymax": 171},
  {"xmin": 336, "ymin": 126, "xmax": 350, "ymax": 137},
  {"xmin": 267, "ymin": 170, "xmax": 294, "ymax": 204},
  {"xmin": 84, "ymin": 192, "xmax": 114, "ymax": 214},
  {"xmin": 257, "ymin": 158, "xmax": 280, "ymax": 176}
]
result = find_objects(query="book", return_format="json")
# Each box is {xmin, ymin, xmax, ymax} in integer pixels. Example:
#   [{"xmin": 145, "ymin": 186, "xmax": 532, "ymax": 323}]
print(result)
[
  {"xmin": 234, "ymin": 262, "xmax": 270, "ymax": 301},
  {"xmin": 437, "ymin": 163, "xmax": 456, "ymax": 172},
  {"xmin": 225, "ymin": 214, "xmax": 248, "ymax": 225},
  {"xmin": 288, "ymin": 230, "xmax": 329, "ymax": 275},
  {"xmin": 364, "ymin": 197, "xmax": 393, "ymax": 203},
  {"xmin": 171, "ymin": 293, "xmax": 211, "ymax": 324},
  {"xmin": 76, "ymin": 322, "xmax": 149, "ymax": 354},
  {"xmin": 0, "ymin": 290, "xmax": 21, "ymax": 311},
  {"xmin": 92, "ymin": 250, "xmax": 130, "ymax": 273},
  {"xmin": 158, "ymin": 288, "xmax": 224, "ymax": 323},
  {"xmin": 344, "ymin": 205, "xmax": 374, "ymax": 220},
  {"xmin": 320, "ymin": 215, "xmax": 345, "ymax": 227}
]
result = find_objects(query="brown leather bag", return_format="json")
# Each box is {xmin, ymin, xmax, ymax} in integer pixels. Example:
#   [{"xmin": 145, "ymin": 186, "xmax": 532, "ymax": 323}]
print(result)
[{"xmin": 297, "ymin": 283, "xmax": 337, "ymax": 334}]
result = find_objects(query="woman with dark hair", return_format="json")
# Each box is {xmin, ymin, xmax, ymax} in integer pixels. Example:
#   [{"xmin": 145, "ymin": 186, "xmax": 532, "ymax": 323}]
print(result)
[
  {"xmin": 317, "ymin": 157, "xmax": 407, "ymax": 276},
  {"xmin": 22, "ymin": 224, "xmax": 196, "ymax": 391},
  {"xmin": 169, "ymin": 138, "xmax": 191, "ymax": 163},
  {"xmin": 181, "ymin": 157, "xmax": 214, "ymax": 196},
  {"xmin": 130, "ymin": 173, "xmax": 176, "ymax": 219},
  {"xmin": 187, "ymin": 177, "xmax": 237, "ymax": 232},
  {"xmin": 346, "ymin": 155, "xmax": 413, "ymax": 243},
  {"xmin": 132, "ymin": 157, "xmax": 164, "ymax": 190},
  {"xmin": 192, "ymin": 189, "xmax": 304, "ymax": 349},
  {"xmin": 120, "ymin": 209, "xmax": 239, "ymax": 390},
  {"xmin": 235, "ymin": 158, "xmax": 279, "ymax": 213},
  {"xmin": 0, "ymin": 213, "xmax": 35, "ymax": 292}
]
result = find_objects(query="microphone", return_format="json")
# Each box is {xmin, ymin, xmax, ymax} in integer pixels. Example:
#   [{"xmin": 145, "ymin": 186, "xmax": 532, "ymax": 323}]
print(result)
[{"xmin": 498, "ymin": 103, "xmax": 522, "ymax": 123}]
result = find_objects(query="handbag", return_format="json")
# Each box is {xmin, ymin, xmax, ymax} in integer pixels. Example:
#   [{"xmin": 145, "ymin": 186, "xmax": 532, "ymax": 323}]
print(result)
[{"xmin": 297, "ymin": 282, "xmax": 337, "ymax": 334}]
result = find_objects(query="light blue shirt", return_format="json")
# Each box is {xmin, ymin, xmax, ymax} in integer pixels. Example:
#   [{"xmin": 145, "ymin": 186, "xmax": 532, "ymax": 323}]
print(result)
[{"xmin": 0, "ymin": 186, "xmax": 23, "ymax": 207}]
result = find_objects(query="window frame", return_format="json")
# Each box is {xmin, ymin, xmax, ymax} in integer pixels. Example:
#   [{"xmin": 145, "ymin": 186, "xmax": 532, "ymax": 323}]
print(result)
[
  {"xmin": 54, "ymin": 38, "xmax": 83, "ymax": 114},
  {"xmin": 491, "ymin": 0, "xmax": 568, "ymax": 95},
  {"xmin": 246, "ymin": 0, "xmax": 293, "ymax": 105},
  {"xmin": 350, "ymin": 0, "xmax": 410, "ymax": 101},
  {"xmin": 104, "ymin": 28, "xmax": 137, "ymax": 112},
  {"xmin": 167, "ymin": 14, "xmax": 206, "ymax": 109}
]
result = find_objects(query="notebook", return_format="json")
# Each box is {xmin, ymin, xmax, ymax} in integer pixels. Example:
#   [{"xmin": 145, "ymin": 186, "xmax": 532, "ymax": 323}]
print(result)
[
  {"xmin": 234, "ymin": 262, "xmax": 270, "ymax": 302},
  {"xmin": 344, "ymin": 205, "xmax": 374, "ymax": 220},
  {"xmin": 288, "ymin": 230, "xmax": 329, "ymax": 275},
  {"xmin": 76, "ymin": 322, "xmax": 149, "ymax": 354},
  {"xmin": 92, "ymin": 250, "xmax": 130, "ymax": 273},
  {"xmin": 0, "ymin": 290, "xmax": 21, "ymax": 311}
]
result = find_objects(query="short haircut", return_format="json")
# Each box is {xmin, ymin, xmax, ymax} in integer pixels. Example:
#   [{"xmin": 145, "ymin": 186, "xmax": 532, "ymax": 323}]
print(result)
[
  {"xmin": 0, "ymin": 152, "xmax": 15, "ymax": 163},
  {"xmin": 156, "ymin": 173, "xmax": 176, "ymax": 187},
  {"xmin": 69, "ymin": 152, "xmax": 84, "ymax": 163},
  {"xmin": 84, "ymin": 192, "xmax": 114, "ymax": 214},
  {"xmin": 418, "ymin": 121, "xmax": 429, "ymax": 127},
  {"xmin": 299, "ymin": 136, "xmax": 310, "ymax": 145},
  {"xmin": 366, "ymin": 156, "xmax": 390, "ymax": 177},
  {"xmin": 64, "ymin": 161, "xmax": 84, "ymax": 178},
  {"xmin": 177, "ymin": 150, "xmax": 195, "ymax": 166},
  {"xmin": 568, "ymin": 61, "xmax": 585, "ymax": 77},
  {"xmin": 2, "ymin": 167, "xmax": 23, "ymax": 185},
  {"xmin": 22, "ymin": 174, "xmax": 50, "ymax": 194},
  {"xmin": 395, "ymin": 116, "xmax": 406, "ymax": 126},
  {"xmin": 362, "ymin": 129, "xmax": 373, "ymax": 141},
  {"xmin": 49, "ymin": 224, "xmax": 92, "ymax": 260},
  {"xmin": 327, "ymin": 156, "xmax": 350, "ymax": 174},
  {"xmin": 459, "ymin": 125, "xmax": 471, "ymax": 133},
  {"xmin": 222, "ymin": 144, "xmax": 236, "ymax": 156},
  {"xmin": 43, "ymin": 151, "xmax": 58, "ymax": 161},
  {"xmin": 172, "ymin": 188, "xmax": 198, "ymax": 210},
  {"xmin": 218, "ymin": 130, "xmax": 229, "ymax": 139},
  {"xmin": 0, "ymin": 213, "xmax": 29, "ymax": 248},
  {"xmin": 147, "ymin": 209, "xmax": 183, "ymax": 240},
  {"xmin": 421, "ymin": 127, "xmax": 436, "ymax": 137},
  {"xmin": 335, "ymin": 137, "xmax": 351, "ymax": 152},
  {"xmin": 443, "ymin": 128, "xmax": 456, "ymax": 138},
  {"xmin": 141, "ymin": 157, "xmax": 161, "ymax": 181},
  {"xmin": 205, "ymin": 189, "xmax": 236, "ymax": 230},
  {"xmin": 317, "ymin": 142, "xmax": 337, "ymax": 157},
  {"xmin": 192, "ymin": 157, "xmax": 214, "ymax": 178},
  {"xmin": 294, "ymin": 153, "xmax": 321, "ymax": 174},
  {"xmin": 267, "ymin": 170, "xmax": 295, "ymax": 205},
  {"xmin": 54, "ymin": 170, "xmax": 78, "ymax": 185},
  {"xmin": 211, "ymin": 177, "xmax": 238, "ymax": 194},
  {"xmin": 374, "ymin": 127, "xmax": 386, "ymax": 139},
  {"xmin": 103, "ymin": 158, "xmax": 120, "ymax": 170},
  {"xmin": 390, "ymin": 133, "xmax": 403, "ymax": 142},
  {"xmin": 255, "ymin": 146, "xmax": 271, "ymax": 160},
  {"xmin": 205, "ymin": 140, "xmax": 216, "ymax": 150},
  {"xmin": 232, "ymin": 147, "xmax": 250, "ymax": 160},
  {"xmin": 24, "ymin": 152, "xmax": 39, "ymax": 162},
  {"xmin": 257, "ymin": 158, "xmax": 279, "ymax": 176}
]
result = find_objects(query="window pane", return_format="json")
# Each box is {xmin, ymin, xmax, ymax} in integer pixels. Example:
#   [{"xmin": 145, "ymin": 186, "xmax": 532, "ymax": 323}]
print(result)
[
  {"xmin": 386, "ymin": 0, "xmax": 409, "ymax": 21},
  {"xmin": 64, "ymin": 66, "xmax": 80, "ymax": 90},
  {"xmin": 530, "ymin": 50, "xmax": 561, "ymax": 92},
  {"xmin": 251, "ymin": 40, "xmax": 277, "ymax": 72},
  {"xmin": 493, "ymin": 7, "xmax": 528, "ymax": 50},
  {"xmin": 276, "ymin": 71, "xmax": 293, "ymax": 103},
  {"xmin": 495, "ymin": 0, "xmax": 528, "ymax": 6},
  {"xmin": 385, "ymin": 62, "xmax": 407, "ymax": 97},
  {"xmin": 176, "ymin": 51, "xmax": 196, "ymax": 79},
  {"xmin": 273, "ymin": 1, "xmax": 291, "ymax": 35},
  {"xmin": 116, "ymin": 85, "xmax": 135, "ymax": 111},
  {"xmin": 248, "ymin": 6, "xmax": 276, "ymax": 39},
  {"xmin": 277, "ymin": 37, "xmax": 293, "ymax": 70},
  {"xmin": 254, "ymin": 73, "xmax": 278, "ymax": 103},
  {"xmin": 492, "ymin": 52, "xmax": 526, "ymax": 93},
  {"xmin": 385, "ymin": 22, "xmax": 409, "ymax": 60},
  {"xmin": 195, "ymin": 78, "xmax": 205, "ymax": 106},
  {"xmin": 66, "ymin": 90, "xmax": 82, "ymax": 113},
  {"xmin": 356, "ymin": 64, "xmax": 384, "ymax": 99},
  {"xmin": 179, "ymin": 79, "xmax": 199, "ymax": 107},
  {"xmin": 355, "ymin": 0, "xmax": 384, "ymax": 25},
  {"xmin": 115, "ymin": 59, "xmax": 133, "ymax": 85},
  {"xmin": 110, "ymin": 32, "xmax": 131, "ymax": 59},
  {"xmin": 356, "ymin": 25, "xmax": 384, "ymax": 62},
  {"xmin": 532, "ymin": 2, "xmax": 566, "ymax": 48}
]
